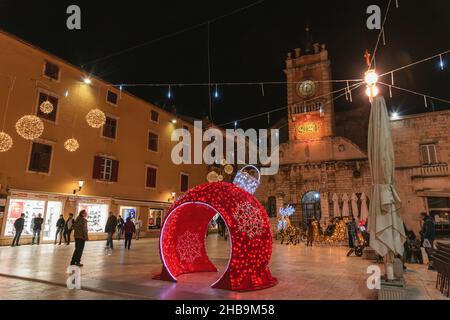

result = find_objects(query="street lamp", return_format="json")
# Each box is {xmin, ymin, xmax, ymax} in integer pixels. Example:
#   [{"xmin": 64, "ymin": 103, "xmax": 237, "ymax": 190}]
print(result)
[
  {"xmin": 73, "ymin": 180, "xmax": 84, "ymax": 195},
  {"xmin": 364, "ymin": 69, "xmax": 379, "ymax": 101}
]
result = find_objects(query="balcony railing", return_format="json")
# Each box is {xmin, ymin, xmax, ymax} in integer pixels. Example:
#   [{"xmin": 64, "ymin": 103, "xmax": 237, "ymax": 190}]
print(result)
[{"xmin": 411, "ymin": 163, "xmax": 449, "ymax": 178}]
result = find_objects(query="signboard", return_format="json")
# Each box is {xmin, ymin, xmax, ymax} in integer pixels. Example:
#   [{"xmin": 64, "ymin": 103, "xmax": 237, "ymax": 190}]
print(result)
[{"xmin": 294, "ymin": 113, "xmax": 324, "ymax": 141}]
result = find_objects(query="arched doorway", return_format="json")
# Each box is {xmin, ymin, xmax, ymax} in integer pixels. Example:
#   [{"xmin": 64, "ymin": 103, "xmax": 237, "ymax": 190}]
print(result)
[
  {"xmin": 267, "ymin": 196, "xmax": 277, "ymax": 218},
  {"xmin": 301, "ymin": 191, "xmax": 321, "ymax": 229}
]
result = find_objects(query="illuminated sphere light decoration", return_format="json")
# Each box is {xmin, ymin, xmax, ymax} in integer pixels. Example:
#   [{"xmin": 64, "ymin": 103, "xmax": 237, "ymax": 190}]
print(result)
[
  {"xmin": 86, "ymin": 108, "xmax": 106, "ymax": 128},
  {"xmin": 155, "ymin": 173, "xmax": 277, "ymax": 291},
  {"xmin": 217, "ymin": 175, "xmax": 224, "ymax": 182},
  {"xmin": 0, "ymin": 132, "xmax": 13, "ymax": 152},
  {"xmin": 64, "ymin": 138, "xmax": 79, "ymax": 152},
  {"xmin": 39, "ymin": 100, "xmax": 54, "ymax": 114},
  {"xmin": 206, "ymin": 171, "xmax": 219, "ymax": 183},
  {"xmin": 224, "ymin": 164, "xmax": 234, "ymax": 175},
  {"xmin": 279, "ymin": 205, "xmax": 295, "ymax": 217},
  {"xmin": 15, "ymin": 115, "xmax": 44, "ymax": 140}
]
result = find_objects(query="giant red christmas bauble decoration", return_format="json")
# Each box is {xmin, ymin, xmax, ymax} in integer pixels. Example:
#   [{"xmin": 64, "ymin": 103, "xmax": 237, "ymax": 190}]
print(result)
[{"xmin": 156, "ymin": 182, "xmax": 277, "ymax": 292}]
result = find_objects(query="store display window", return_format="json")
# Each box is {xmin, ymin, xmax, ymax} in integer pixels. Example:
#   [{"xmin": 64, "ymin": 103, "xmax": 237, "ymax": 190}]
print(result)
[
  {"xmin": 3, "ymin": 199, "xmax": 46, "ymax": 237},
  {"xmin": 43, "ymin": 201, "xmax": 64, "ymax": 241},
  {"xmin": 120, "ymin": 206, "xmax": 137, "ymax": 222},
  {"xmin": 77, "ymin": 203, "xmax": 109, "ymax": 233},
  {"xmin": 148, "ymin": 209, "xmax": 163, "ymax": 230}
]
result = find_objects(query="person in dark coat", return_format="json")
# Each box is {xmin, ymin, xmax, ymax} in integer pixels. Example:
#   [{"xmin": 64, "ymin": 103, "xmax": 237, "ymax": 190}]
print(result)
[
  {"xmin": 63, "ymin": 213, "xmax": 74, "ymax": 245},
  {"xmin": 105, "ymin": 212, "xmax": 118, "ymax": 249},
  {"xmin": 31, "ymin": 213, "xmax": 44, "ymax": 245},
  {"xmin": 346, "ymin": 218, "xmax": 359, "ymax": 256},
  {"xmin": 122, "ymin": 217, "xmax": 136, "ymax": 250},
  {"xmin": 70, "ymin": 210, "xmax": 89, "ymax": 267},
  {"xmin": 11, "ymin": 213, "xmax": 25, "ymax": 247},
  {"xmin": 306, "ymin": 220, "xmax": 314, "ymax": 247},
  {"xmin": 117, "ymin": 215, "xmax": 125, "ymax": 240},
  {"xmin": 420, "ymin": 212, "xmax": 436, "ymax": 270},
  {"xmin": 55, "ymin": 215, "xmax": 65, "ymax": 245}
]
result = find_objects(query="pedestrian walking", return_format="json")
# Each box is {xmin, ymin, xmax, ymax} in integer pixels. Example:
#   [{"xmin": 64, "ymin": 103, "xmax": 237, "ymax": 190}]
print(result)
[
  {"xmin": 105, "ymin": 212, "xmax": 118, "ymax": 249},
  {"xmin": 63, "ymin": 213, "xmax": 74, "ymax": 245},
  {"xmin": 55, "ymin": 214, "xmax": 65, "ymax": 245},
  {"xmin": 31, "ymin": 213, "xmax": 44, "ymax": 245},
  {"xmin": 70, "ymin": 210, "xmax": 89, "ymax": 267},
  {"xmin": 420, "ymin": 212, "xmax": 436, "ymax": 270},
  {"xmin": 11, "ymin": 213, "xmax": 25, "ymax": 247},
  {"xmin": 117, "ymin": 215, "xmax": 124, "ymax": 240},
  {"xmin": 306, "ymin": 220, "xmax": 314, "ymax": 247},
  {"xmin": 346, "ymin": 218, "xmax": 358, "ymax": 256},
  {"xmin": 135, "ymin": 216, "xmax": 142, "ymax": 240},
  {"xmin": 122, "ymin": 217, "xmax": 136, "ymax": 250}
]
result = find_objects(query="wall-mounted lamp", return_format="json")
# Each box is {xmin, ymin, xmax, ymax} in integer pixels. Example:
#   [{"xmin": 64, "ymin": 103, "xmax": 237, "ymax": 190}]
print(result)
[
  {"xmin": 83, "ymin": 77, "xmax": 92, "ymax": 85},
  {"xmin": 168, "ymin": 192, "xmax": 176, "ymax": 202},
  {"xmin": 171, "ymin": 119, "xmax": 177, "ymax": 124},
  {"xmin": 73, "ymin": 180, "xmax": 84, "ymax": 195}
]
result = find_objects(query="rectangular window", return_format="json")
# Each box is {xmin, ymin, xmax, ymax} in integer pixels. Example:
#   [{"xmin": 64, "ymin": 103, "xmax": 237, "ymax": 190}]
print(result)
[
  {"xmin": 151, "ymin": 110, "xmax": 159, "ymax": 123},
  {"xmin": 37, "ymin": 92, "xmax": 58, "ymax": 122},
  {"xmin": 44, "ymin": 61, "xmax": 60, "ymax": 80},
  {"xmin": 420, "ymin": 144, "xmax": 438, "ymax": 165},
  {"xmin": 28, "ymin": 142, "xmax": 52, "ymax": 174},
  {"xmin": 146, "ymin": 166, "xmax": 157, "ymax": 189},
  {"xmin": 102, "ymin": 116, "xmax": 117, "ymax": 140},
  {"xmin": 148, "ymin": 132, "xmax": 159, "ymax": 152},
  {"xmin": 92, "ymin": 156, "xmax": 119, "ymax": 182},
  {"xmin": 106, "ymin": 90, "xmax": 118, "ymax": 105},
  {"xmin": 180, "ymin": 174, "xmax": 189, "ymax": 192}
]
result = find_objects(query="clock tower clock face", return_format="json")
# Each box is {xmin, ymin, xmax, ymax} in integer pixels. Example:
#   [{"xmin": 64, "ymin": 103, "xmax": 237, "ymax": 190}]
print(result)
[{"xmin": 297, "ymin": 80, "xmax": 316, "ymax": 99}]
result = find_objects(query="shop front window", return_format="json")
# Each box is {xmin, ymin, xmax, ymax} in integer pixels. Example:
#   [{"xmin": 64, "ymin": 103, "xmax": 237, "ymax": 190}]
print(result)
[
  {"xmin": 120, "ymin": 206, "xmax": 137, "ymax": 221},
  {"xmin": 43, "ymin": 201, "xmax": 63, "ymax": 241},
  {"xmin": 148, "ymin": 209, "xmax": 163, "ymax": 230},
  {"xmin": 4, "ymin": 199, "xmax": 46, "ymax": 237},
  {"xmin": 77, "ymin": 203, "xmax": 109, "ymax": 233}
]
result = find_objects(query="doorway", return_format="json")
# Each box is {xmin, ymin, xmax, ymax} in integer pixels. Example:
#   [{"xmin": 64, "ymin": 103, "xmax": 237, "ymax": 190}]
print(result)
[{"xmin": 301, "ymin": 191, "xmax": 321, "ymax": 229}]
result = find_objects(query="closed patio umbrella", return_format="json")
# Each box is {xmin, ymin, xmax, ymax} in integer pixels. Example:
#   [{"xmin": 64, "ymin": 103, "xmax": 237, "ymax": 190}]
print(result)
[
  {"xmin": 351, "ymin": 193, "xmax": 359, "ymax": 219},
  {"xmin": 332, "ymin": 193, "xmax": 341, "ymax": 217},
  {"xmin": 342, "ymin": 193, "xmax": 350, "ymax": 217},
  {"xmin": 360, "ymin": 192, "xmax": 369, "ymax": 222},
  {"xmin": 368, "ymin": 96, "xmax": 406, "ymax": 280}
]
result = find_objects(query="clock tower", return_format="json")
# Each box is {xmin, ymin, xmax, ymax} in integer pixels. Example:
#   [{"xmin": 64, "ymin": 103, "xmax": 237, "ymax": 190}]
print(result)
[{"xmin": 285, "ymin": 31, "xmax": 335, "ymax": 142}]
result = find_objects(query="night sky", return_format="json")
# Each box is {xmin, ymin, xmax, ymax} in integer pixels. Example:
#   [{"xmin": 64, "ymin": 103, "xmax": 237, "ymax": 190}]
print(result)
[{"xmin": 1, "ymin": 0, "xmax": 449, "ymax": 129}]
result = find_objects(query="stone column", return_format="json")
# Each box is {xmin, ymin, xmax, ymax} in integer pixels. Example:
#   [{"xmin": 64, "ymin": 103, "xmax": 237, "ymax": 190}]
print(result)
[{"xmin": 321, "ymin": 192, "xmax": 330, "ymax": 225}]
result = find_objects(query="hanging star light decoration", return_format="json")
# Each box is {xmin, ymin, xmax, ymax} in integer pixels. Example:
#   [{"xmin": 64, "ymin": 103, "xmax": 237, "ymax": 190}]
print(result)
[
  {"xmin": 0, "ymin": 132, "xmax": 13, "ymax": 152},
  {"xmin": 64, "ymin": 138, "xmax": 80, "ymax": 152},
  {"xmin": 39, "ymin": 100, "xmax": 54, "ymax": 114},
  {"xmin": 86, "ymin": 108, "xmax": 106, "ymax": 128},
  {"xmin": 15, "ymin": 115, "xmax": 44, "ymax": 140}
]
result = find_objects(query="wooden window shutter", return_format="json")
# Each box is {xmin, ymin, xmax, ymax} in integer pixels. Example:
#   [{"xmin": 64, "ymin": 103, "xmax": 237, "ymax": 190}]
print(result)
[
  {"xmin": 111, "ymin": 160, "xmax": 120, "ymax": 182},
  {"xmin": 92, "ymin": 156, "xmax": 103, "ymax": 180}
]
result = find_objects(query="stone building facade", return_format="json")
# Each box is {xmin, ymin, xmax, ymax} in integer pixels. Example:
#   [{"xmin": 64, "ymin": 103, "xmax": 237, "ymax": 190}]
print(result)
[{"xmin": 256, "ymin": 42, "xmax": 450, "ymax": 236}]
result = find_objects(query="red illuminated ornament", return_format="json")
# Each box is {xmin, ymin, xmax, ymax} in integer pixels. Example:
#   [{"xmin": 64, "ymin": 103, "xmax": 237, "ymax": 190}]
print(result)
[{"xmin": 155, "ymin": 167, "xmax": 277, "ymax": 292}]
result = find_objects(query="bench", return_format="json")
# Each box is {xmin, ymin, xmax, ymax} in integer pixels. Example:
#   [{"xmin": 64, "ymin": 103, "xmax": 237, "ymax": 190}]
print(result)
[{"xmin": 434, "ymin": 242, "xmax": 450, "ymax": 297}]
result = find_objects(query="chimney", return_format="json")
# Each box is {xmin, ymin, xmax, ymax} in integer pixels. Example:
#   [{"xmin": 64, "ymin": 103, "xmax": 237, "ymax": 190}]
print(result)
[{"xmin": 294, "ymin": 48, "xmax": 301, "ymax": 58}]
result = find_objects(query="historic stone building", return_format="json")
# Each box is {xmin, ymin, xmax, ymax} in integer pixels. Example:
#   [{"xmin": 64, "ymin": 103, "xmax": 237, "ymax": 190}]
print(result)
[{"xmin": 255, "ymin": 41, "xmax": 450, "ymax": 236}]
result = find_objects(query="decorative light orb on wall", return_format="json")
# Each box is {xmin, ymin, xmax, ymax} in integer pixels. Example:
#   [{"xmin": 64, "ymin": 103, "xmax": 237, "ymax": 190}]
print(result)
[
  {"xmin": 64, "ymin": 138, "xmax": 80, "ymax": 152},
  {"xmin": 0, "ymin": 132, "xmax": 13, "ymax": 152},
  {"xmin": 15, "ymin": 115, "xmax": 44, "ymax": 140},
  {"xmin": 39, "ymin": 100, "xmax": 54, "ymax": 114},
  {"xmin": 86, "ymin": 108, "xmax": 106, "ymax": 128},
  {"xmin": 224, "ymin": 164, "xmax": 234, "ymax": 175},
  {"xmin": 207, "ymin": 171, "xmax": 219, "ymax": 183}
]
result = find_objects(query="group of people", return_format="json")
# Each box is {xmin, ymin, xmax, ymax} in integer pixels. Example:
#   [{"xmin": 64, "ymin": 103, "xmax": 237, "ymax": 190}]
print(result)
[
  {"xmin": 10, "ymin": 209, "xmax": 143, "ymax": 267},
  {"xmin": 11, "ymin": 213, "xmax": 75, "ymax": 247}
]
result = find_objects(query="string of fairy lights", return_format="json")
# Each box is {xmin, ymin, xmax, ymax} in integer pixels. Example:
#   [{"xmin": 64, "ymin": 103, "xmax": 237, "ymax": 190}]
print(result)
[{"xmin": 0, "ymin": 2, "xmax": 448, "ymax": 154}]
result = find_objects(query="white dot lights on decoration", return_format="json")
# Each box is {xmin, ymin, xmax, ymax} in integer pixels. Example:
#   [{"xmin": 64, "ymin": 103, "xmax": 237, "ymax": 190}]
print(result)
[
  {"xmin": 86, "ymin": 108, "xmax": 106, "ymax": 128},
  {"xmin": 233, "ymin": 165, "xmax": 261, "ymax": 195},
  {"xmin": 15, "ymin": 115, "xmax": 44, "ymax": 140},
  {"xmin": 0, "ymin": 132, "xmax": 13, "ymax": 152},
  {"xmin": 64, "ymin": 138, "xmax": 79, "ymax": 152},
  {"xmin": 39, "ymin": 100, "xmax": 54, "ymax": 114}
]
